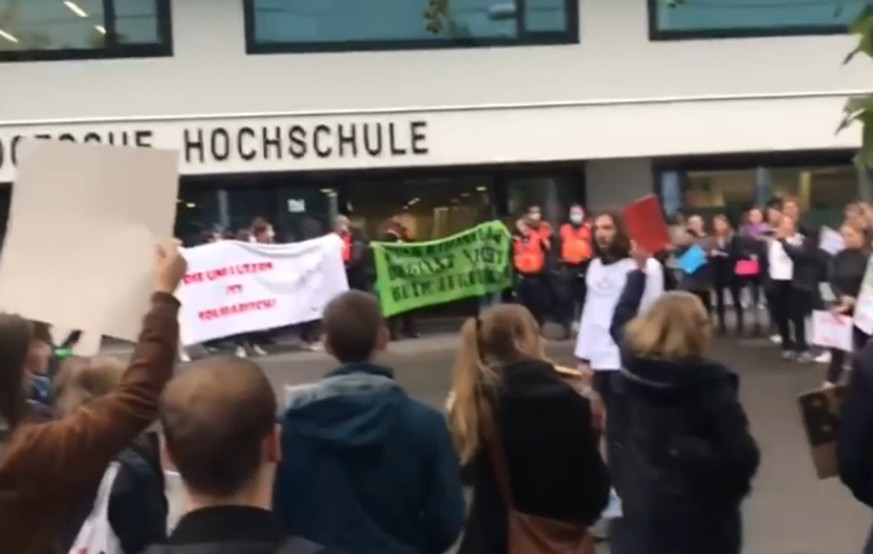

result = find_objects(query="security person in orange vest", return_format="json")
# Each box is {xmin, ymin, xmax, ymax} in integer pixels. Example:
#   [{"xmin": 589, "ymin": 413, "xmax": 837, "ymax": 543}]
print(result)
[
  {"xmin": 556, "ymin": 203, "xmax": 593, "ymax": 338},
  {"xmin": 513, "ymin": 216, "xmax": 550, "ymax": 327},
  {"xmin": 334, "ymin": 215, "xmax": 369, "ymax": 291}
]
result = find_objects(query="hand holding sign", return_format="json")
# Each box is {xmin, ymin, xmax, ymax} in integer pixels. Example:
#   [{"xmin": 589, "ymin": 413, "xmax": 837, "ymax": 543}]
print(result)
[{"xmin": 155, "ymin": 240, "xmax": 187, "ymax": 295}]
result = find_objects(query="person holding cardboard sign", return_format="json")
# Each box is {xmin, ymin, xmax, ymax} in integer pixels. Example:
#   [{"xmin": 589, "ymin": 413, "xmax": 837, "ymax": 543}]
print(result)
[{"xmin": 0, "ymin": 241, "xmax": 186, "ymax": 554}]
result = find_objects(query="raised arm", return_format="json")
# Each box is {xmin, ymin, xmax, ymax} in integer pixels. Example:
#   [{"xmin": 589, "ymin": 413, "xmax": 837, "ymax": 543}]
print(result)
[{"xmin": 0, "ymin": 244, "xmax": 187, "ymax": 485}]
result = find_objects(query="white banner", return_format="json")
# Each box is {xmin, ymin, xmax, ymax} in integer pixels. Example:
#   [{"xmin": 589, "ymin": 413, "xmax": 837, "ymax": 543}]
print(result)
[
  {"xmin": 812, "ymin": 310, "xmax": 854, "ymax": 352},
  {"xmin": 178, "ymin": 236, "xmax": 348, "ymax": 346}
]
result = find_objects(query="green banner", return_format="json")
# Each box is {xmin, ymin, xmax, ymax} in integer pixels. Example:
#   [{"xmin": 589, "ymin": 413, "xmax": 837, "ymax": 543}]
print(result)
[{"xmin": 373, "ymin": 221, "xmax": 512, "ymax": 317}]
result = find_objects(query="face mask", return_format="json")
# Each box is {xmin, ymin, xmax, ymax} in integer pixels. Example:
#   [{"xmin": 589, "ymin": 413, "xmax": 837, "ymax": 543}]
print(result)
[
  {"xmin": 570, "ymin": 214, "xmax": 583, "ymax": 225},
  {"xmin": 528, "ymin": 213, "xmax": 541, "ymax": 222}
]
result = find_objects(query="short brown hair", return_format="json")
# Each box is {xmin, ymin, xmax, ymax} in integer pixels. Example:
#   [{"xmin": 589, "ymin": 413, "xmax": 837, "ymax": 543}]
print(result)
[
  {"xmin": 160, "ymin": 358, "xmax": 276, "ymax": 497},
  {"xmin": 323, "ymin": 291, "xmax": 384, "ymax": 363},
  {"xmin": 0, "ymin": 314, "xmax": 33, "ymax": 430}
]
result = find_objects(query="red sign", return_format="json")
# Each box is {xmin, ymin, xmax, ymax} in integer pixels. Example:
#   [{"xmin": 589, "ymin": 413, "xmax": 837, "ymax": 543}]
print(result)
[{"xmin": 623, "ymin": 195, "xmax": 670, "ymax": 254}]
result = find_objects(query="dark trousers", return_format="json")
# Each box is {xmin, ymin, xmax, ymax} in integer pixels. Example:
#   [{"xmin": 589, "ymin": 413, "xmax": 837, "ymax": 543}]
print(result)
[
  {"xmin": 828, "ymin": 326, "xmax": 870, "ymax": 384},
  {"xmin": 713, "ymin": 280, "xmax": 743, "ymax": 333},
  {"xmin": 770, "ymin": 281, "xmax": 811, "ymax": 353},
  {"xmin": 593, "ymin": 371, "xmax": 627, "ymax": 494},
  {"xmin": 515, "ymin": 273, "xmax": 547, "ymax": 327},
  {"xmin": 388, "ymin": 312, "xmax": 417, "ymax": 339},
  {"xmin": 558, "ymin": 265, "xmax": 587, "ymax": 328},
  {"xmin": 689, "ymin": 289, "xmax": 712, "ymax": 315}
]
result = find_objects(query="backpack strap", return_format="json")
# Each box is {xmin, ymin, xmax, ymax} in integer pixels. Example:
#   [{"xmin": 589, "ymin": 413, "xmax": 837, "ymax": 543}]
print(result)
[{"xmin": 479, "ymin": 398, "xmax": 514, "ymax": 509}]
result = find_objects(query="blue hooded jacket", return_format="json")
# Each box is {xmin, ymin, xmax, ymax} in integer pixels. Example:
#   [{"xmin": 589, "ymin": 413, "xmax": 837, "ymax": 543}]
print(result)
[{"xmin": 274, "ymin": 363, "xmax": 466, "ymax": 554}]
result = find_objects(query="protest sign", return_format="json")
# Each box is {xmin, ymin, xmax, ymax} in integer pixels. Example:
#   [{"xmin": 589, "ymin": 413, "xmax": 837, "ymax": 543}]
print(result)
[
  {"xmin": 677, "ymin": 244, "xmax": 707, "ymax": 274},
  {"xmin": 372, "ymin": 221, "xmax": 512, "ymax": 317},
  {"xmin": 177, "ymin": 235, "xmax": 348, "ymax": 345},
  {"xmin": 811, "ymin": 310, "xmax": 853, "ymax": 352},
  {"xmin": 0, "ymin": 141, "xmax": 179, "ymax": 341},
  {"xmin": 623, "ymin": 195, "xmax": 670, "ymax": 254},
  {"xmin": 854, "ymin": 255, "xmax": 873, "ymax": 334},
  {"xmin": 798, "ymin": 385, "xmax": 846, "ymax": 479},
  {"xmin": 819, "ymin": 226, "xmax": 845, "ymax": 256}
]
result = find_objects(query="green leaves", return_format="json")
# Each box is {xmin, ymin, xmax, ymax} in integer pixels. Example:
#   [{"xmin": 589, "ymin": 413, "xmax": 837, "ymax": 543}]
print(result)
[
  {"xmin": 424, "ymin": 0, "xmax": 451, "ymax": 34},
  {"xmin": 839, "ymin": 95, "xmax": 873, "ymax": 167}
]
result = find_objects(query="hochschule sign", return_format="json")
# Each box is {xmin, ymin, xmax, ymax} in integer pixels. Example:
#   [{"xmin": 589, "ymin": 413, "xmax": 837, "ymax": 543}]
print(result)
[{"xmin": 0, "ymin": 117, "xmax": 430, "ymax": 182}]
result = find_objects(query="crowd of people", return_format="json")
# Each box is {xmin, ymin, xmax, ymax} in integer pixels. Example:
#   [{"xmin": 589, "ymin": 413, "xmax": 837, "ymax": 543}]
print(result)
[{"xmin": 7, "ymin": 195, "xmax": 873, "ymax": 554}]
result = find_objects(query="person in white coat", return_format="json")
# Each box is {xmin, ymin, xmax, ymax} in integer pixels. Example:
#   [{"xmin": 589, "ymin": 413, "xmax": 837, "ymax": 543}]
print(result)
[{"xmin": 575, "ymin": 211, "xmax": 663, "ymax": 496}]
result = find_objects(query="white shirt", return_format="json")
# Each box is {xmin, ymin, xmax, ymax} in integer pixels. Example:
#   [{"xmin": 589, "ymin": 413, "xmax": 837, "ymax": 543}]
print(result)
[
  {"xmin": 575, "ymin": 257, "xmax": 664, "ymax": 371},
  {"xmin": 768, "ymin": 238, "xmax": 794, "ymax": 281}
]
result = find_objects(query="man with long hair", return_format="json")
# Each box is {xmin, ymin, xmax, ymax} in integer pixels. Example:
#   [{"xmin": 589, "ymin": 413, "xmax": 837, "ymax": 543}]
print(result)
[{"xmin": 574, "ymin": 211, "xmax": 664, "ymax": 537}]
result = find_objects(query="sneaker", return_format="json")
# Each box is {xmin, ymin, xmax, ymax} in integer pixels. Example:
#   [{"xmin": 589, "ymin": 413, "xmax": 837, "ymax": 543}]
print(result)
[
  {"xmin": 796, "ymin": 351, "xmax": 814, "ymax": 364},
  {"xmin": 770, "ymin": 334, "xmax": 783, "ymax": 345},
  {"xmin": 814, "ymin": 351, "xmax": 831, "ymax": 364},
  {"xmin": 179, "ymin": 349, "xmax": 191, "ymax": 363},
  {"xmin": 252, "ymin": 344, "xmax": 268, "ymax": 357},
  {"xmin": 571, "ymin": 321, "xmax": 580, "ymax": 334},
  {"xmin": 235, "ymin": 346, "xmax": 248, "ymax": 359},
  {"xmin": 781, "ymin": 350, "xmax": 796, "ymax": 361}
]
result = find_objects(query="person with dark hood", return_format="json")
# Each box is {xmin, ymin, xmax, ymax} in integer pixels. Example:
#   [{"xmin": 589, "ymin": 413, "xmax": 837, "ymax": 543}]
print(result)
[
  {"xmin": 608, "ymin": 244, "xmax": 760, "ymax": 554},
  {"xmin": 274, "ymin": 291, "xmax": 465, "ymax": 554}
]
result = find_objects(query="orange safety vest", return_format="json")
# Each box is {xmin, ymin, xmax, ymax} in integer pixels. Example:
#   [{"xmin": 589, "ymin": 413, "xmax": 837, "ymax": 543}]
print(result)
[
  {"xmin": 339, "ymin": 232, "xmax": 352, "ymax": 263},
  {"xmin": 559, "ymin": 223, "xmax": 592, "ymax": 264},
  {"xmin": 513, "ymin": 233, "xmax": 545, "ymax": 274}
]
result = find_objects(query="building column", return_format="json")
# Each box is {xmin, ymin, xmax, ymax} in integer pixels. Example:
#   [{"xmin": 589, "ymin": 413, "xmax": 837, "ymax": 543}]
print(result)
[
  {"xmin": 585, "ymin": 158, "xmax": 654, "ymax": 211},
  {"xmin": 217, "ymin": 188, "xmax": 230, "ymax": 230}
]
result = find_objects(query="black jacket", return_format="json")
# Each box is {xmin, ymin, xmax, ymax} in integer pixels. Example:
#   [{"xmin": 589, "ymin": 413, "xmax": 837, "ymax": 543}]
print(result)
[
  {"xmin": 780, "ymin": 235, "xmax": 820, "ymax": 293},
  {"xmin": 457, "ymin": 359, "xmax": 610, "ymax": 554},
  {"xmin": 839, "ymin": 340, "xmax": 873, "ymax": 554},
  {"xmin": 675, "ymin": 232, "xmax": 716, "ymax": 292},
  {"xmin": 830, "ymin": 248, "xmax": 868, "ymax": 301},
  {"xmin": 143, "ymin": 506, "xmax": 334, "ymax": 554},
  {"xmin": 609, "ymin": 270, "xmax": 760, "ymax": 554},
  {"xmin": 63, "ymin": 434, "xmax": 167, "ymax": 554},
  {"xmin": 711, "ymin": 234, "xmax": 760, "ymax": 285}
]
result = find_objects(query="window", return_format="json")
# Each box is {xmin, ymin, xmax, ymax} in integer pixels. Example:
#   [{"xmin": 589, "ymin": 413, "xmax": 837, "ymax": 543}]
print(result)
[
  {"xmin": 649, "ymin": 0, "xmax": 865, "ymax": 40},
  {"xmin": 656, "ymin": 158, "xmax": 864, "ymax": 227},
  {"xmin": 0, "ymin": 0, "xmax": 172, "ymax": 61},
  {"xmin": 245, "ymin": 0, "xmax": 578, "ymax": 54}
]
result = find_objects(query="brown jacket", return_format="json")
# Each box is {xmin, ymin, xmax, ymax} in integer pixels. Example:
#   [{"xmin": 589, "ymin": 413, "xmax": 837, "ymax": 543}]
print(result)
[{"xmin": 0, "ymin": 292, "xmax": 179, "ymax": 554}]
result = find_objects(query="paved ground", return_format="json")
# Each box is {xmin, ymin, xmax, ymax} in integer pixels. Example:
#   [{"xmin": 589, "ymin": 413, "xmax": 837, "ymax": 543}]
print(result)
[{"xmin": 164, "ymin": 330, "xmax": 872, "ymax": 553}]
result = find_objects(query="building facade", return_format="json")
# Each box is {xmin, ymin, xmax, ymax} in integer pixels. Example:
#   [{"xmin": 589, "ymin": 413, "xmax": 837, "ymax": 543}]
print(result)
[{"xmin": 1, "ymin": 0, "xmax": 871, "ymax": 242}]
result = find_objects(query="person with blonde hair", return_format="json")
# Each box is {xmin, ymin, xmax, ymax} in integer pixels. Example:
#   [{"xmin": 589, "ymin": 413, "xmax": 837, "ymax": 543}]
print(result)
[
  {"xmin": 449, "ymin": 303, "xmax": 609, "ymax": 554},
  {"xmin": 606, "ymin": 247, "xmax": 759, "ymax": 554},
  {"xmin": 54, "ymin": 356, "xmax": 168, "ymax": 554}
]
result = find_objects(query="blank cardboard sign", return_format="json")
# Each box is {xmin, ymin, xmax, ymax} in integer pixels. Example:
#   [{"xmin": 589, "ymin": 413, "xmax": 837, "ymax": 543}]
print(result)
[{"xmin": 0, "ymin": 140, "xmax": 179, "ymax": 341}]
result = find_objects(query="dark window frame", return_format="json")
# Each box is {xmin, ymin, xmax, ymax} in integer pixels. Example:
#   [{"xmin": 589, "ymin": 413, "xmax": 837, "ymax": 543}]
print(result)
[
  {"xmin": 647, "ymin": 0, "xmax": 850, "ymax": 41},
  {"xmin": 0, "ymin": 0, "xmax": 173, "ymax": 63},
  {"xmin": 243, "ymin": 0, "xmax": 579, "ymax": 54}
]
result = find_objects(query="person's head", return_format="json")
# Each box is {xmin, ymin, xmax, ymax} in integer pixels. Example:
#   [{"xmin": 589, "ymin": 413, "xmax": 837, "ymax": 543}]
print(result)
[
  {"xmin": 160, "ymin": 358, "xmax": 279, "ymax": 510},
  {"xmin": 687, "ymin": 215, "xmax": 705, "ymax": 235},
  {"xmin": 672, "ymin": 210, "xmax": 686, "ymax": 226},
  {"xmin": 624, "ymin": 292, "xmax": 711, "ymax": 360},
  {"xmin": 568, "ymin": 204, "xmax": 585, "ymax": 225},
  {"xmin": 778, "ymin": 214, "xmax": 797, "ymax": 236},
  {"xmin": 526, "ymin": 205, "xmax": 542, "ymax": 224},
  {"xmin": 449, "ymin": 305, "xmax": 544, "ymax": 463},
  {"xmin": 592, "ymin": 211, "xmax": 631, "ymax": 260},
  {"xmin": 335, "ymin": 215, "xmax": 350, "ymax": 233},
  {"xmin": 322, "ymin": 291, "xmax": 389, "ymax": 364},
  {"xmin": 766, "ymin": 205, "xmax": 782, "ymax": 226},
  {"xmin": 712, "ymin": 214, "xmax": 732, "ymax": 236},
  {"xmin": 846, "ymin": 202, "xmax": 868, "ymax": 230},
  {"xmin": 747, "ymin": 207, "xmax": 764, "ymax": 226},
  {"xmin": 782, "ymin": 197, "xmax": 801, "ymax": 222},
  {"xmin": 842, "ymin": 223, "xmax": 866, "ymax": 250},
  {"xmin": 53, "ymin": 356, "xmax": 125, "ymax": 417},
  {"xmin": 252, "ymin": 221, "xmax": 275, "ymax": 244},
  {"xmin": 235, "ymin": 229, "xmax": 252, "ymax": 242},
  {"xmin": 0, "ymin": 315, "xmax": 36, "ymax": 432}
]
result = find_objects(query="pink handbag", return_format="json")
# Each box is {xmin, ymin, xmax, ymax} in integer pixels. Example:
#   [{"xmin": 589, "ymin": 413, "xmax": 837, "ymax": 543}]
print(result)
[{"xmin": 735, "ymin": 259, "xmax": 760, "ymax": 277}]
